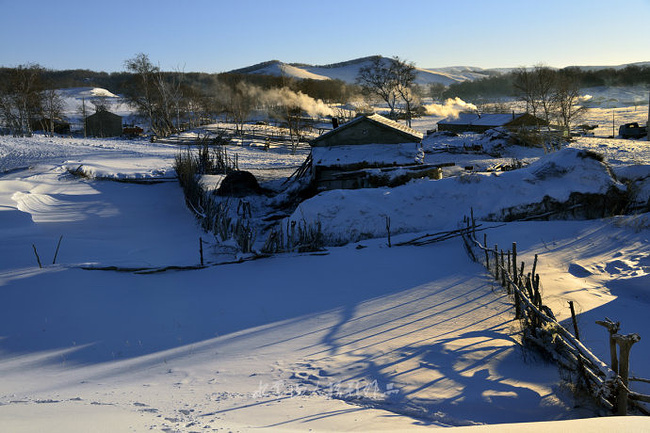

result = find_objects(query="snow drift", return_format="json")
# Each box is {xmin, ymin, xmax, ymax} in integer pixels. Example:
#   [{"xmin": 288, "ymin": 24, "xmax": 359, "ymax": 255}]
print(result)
[{"xmin": 288, "ymin": 148, "xmax": 624, "ymax": 244}]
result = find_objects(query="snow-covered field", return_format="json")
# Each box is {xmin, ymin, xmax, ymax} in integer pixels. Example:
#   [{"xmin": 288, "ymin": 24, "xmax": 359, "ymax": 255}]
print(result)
[{"xmin": 1, "ymin": 109, "xmax": 650, "ymax": 431}]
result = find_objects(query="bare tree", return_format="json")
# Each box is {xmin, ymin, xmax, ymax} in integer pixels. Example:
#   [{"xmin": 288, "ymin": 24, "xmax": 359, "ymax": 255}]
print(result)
[
  {"xmin": 553, "ymin": 71, "xmax": 587, "ymax": 136},
  {"xmin": 124, "ymin": 53, "xmax": 159, "ymax": 135},
  {"xmin": 428, "ymin": 82, "xmax": 447, "ymax": 102},
  {"xmin": 41, "ymin": 88, "xmax": 65, "ymax": 137},
  {"xmin": 0, "ymin": 64, "xmax": 44, "ymax": 136},
  {"xmin": 534, "ymin": 65, "xmax": 557, "ymax": 126},
  {"xmin": 392, "ymin": 56, "xmax": 418, "ymax": 127},
  {"xmin": 356, "ymin": 56, "xmax": 399, "ymax": 119},
  {"xmin": 226, "ymin": 82, "xmax": 257, "ymax": 136},
  {"xmin": 77, "ymin": 97, "xmax": 89, "ymax": 137},
  {"xmin": 513, "ymin": 64, "xmax": 557, "ymax": 128}
]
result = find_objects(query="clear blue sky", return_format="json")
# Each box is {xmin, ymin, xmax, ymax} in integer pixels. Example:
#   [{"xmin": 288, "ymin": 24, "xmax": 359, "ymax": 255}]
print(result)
[{"xmin": 1, "ymin": 0, "xmax": 649, "ymax": 72}]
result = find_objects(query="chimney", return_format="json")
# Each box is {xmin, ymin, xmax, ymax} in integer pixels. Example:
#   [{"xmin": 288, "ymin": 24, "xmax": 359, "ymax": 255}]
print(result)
[{"xmin": 332, "ymin": 117, "xmax": 339, "ymax": 129}]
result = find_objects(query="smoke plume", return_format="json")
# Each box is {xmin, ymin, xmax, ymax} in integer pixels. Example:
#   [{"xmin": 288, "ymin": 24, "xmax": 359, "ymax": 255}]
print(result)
[{"xmin": 424, "ymin": 97, "xmax": 477, "ymax": 119}]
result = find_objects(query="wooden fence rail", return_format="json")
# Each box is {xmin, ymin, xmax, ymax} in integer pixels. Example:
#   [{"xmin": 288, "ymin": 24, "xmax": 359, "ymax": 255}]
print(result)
[{"xmin": 460, "ymin": 212, "xmax": 649, "ymax": 416}]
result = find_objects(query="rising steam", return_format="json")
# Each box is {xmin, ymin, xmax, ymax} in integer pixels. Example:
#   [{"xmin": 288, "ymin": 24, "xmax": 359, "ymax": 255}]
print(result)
[
  {"xmin": 235, "ymin": 82, "xmax": 334, "ymax": 117},
  {"xmin": 424, "ymin": 97, "xmax": 478, "ymax": 119}
]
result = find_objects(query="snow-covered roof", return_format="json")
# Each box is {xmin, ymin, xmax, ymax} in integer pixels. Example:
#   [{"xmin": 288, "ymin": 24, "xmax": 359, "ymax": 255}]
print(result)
[
  {"xmin": 312, "ymin": 114, "xmax": 423, "ymax": 145},
  {"xmin": 438, "ymin": 112, "xmax": 524, "ymax": 126},
  {"xmin": 364, "ymin": 114, "xmax": 424, "ymax": 139}
]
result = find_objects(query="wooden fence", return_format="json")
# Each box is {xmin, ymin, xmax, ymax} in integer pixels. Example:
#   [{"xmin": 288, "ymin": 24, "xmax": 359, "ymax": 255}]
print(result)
[{"xmin": 460, "ymin": 212, "xmax": 649, "ymax": 416}]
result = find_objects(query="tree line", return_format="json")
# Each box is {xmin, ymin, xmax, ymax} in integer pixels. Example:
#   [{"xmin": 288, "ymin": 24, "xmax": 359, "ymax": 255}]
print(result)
[
  {"xmin": 443, "ymin": 64, "xmax": 650, "ymax": 101},
  {"xmin": 0, "ymin": 54, "xmax": 359, "ymax": 138}
]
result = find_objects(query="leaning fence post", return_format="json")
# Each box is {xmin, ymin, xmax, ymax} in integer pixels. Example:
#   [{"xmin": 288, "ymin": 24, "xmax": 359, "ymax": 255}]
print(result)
[
  {"xmin": 199, "ymin": 237, "xmax": 204, "ymax": 267},
  {"xmin": 614, "ymin": 333, "xmax": 641, "ymax": 416},
  {"xmin": 493, "ymin": 245, "xmax": 499, "ymax": 280},
  {"xmin": 596, "ymin": 319, "xmax": 621, "ymax": 374},
  {"xmin": 568, "ymin": 301, "xmax": 581, "ymax": 341}
]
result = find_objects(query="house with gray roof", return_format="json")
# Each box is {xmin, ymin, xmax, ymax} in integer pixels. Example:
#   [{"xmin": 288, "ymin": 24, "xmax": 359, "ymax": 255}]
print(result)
[
  {"xmin": 309, "ymin": 114, "xmax": 444, "ymax": 191},
  {"xmin": 437, "ymin": 112, "xmax": 547, "ymax": 134},
  {"xmin": 311, "ymin": 113, "xmax": 423, "ymax": 147}
]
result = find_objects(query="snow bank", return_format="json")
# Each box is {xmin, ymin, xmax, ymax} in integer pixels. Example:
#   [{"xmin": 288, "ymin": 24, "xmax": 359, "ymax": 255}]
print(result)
[{"xmin": 288, "ymin": 148, "xmax": 623, "ymax": 243}]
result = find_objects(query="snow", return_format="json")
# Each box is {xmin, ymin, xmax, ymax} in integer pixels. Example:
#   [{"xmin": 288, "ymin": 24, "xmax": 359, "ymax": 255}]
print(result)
[
  {"xmin": 2, "ymin": 111, "xmax": 650, "ymax": 431},
  {"xmin": 312, "ymin": 142, "xmax": 422, "ymax": 167},
  {"xmin": 234, "ymin": 57, "xmax": 472, "ymax": 86},
  {"xmin": 291, "ymin": 148, "xmax": 623, "ymax": 243}
]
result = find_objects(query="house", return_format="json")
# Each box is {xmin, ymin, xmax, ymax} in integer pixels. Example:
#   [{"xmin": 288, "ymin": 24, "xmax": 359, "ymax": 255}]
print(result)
[
  {"xmin": 311, "ymin": 113, "xmax": 423, "ymax": 147},
  {"xmin": 437, "ymin": 112, "xmax": 547, "ymax": 134},
  {"xmin": 309, "ymin": 114, "xmax": 446, "ymax": 191},
  {"xmin": 85, "ymin": 109, "xmax": 123, "ymax": 137}
]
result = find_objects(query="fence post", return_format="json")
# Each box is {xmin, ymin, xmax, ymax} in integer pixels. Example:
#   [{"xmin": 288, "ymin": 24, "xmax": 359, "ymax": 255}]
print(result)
[
  {"xmin": 506, "ymin": 250, "xmax": 511, "ymax": 295},
  {"xmin": 596, "ymin": 319, "xmax": 621, "ymax": 374},
  {"xmin": 199, "ymin": 237, "xmax": 204, "ymax": 267},
  {"xmin": 512, "ymin": 243, "xmax": 518, "ymax": 286},
  {"xmin": 500, "ymin": 250, "xmax": 505, "ymax": 286},
  {"xmin": 534, "ymin": 274, "xmax": 541, "ymax": 307},
  {"xmin": 568, "ymin": 301, "xmax": 581, "ymax": 341},
  {"xmin": 494, "ymin": 245, "xmax": 499, "ymax": 280},
  {"xmin": 484, "ymin": 233, "xmax": 489, "ymax": 271},
  {"xmin": 614, "ymin": 333, "xmax": 641, "ymax": 416}
]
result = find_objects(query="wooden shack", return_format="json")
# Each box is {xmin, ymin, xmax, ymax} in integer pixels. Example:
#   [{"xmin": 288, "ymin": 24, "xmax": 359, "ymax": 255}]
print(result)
[
  {"xmin": 437, "ymin": 112, "xmax": 547, "ymax": 134},
  {"xmin": 85, "ymin": 109, "xmax": 123, "ymax": 137},
  {"xmin": 309, "ymin": 114, "xmax": 446, "ymax": 191},
  {"xmin": 311, "ymin": 113, "xmax": 423, "ymax": 147}
]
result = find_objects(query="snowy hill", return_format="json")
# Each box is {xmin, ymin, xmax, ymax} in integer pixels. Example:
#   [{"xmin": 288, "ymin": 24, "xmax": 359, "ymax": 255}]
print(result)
[
  {"xmin": 228, "ymin": 56, "xmax": 497, "ymax": 85},
  {"xmin": 55, "ymin": 87, "xmax": 132, "ymax": 122},
  {"xmin": 228, "ymin": 57, "xmax": 650, "ymax": 87}
]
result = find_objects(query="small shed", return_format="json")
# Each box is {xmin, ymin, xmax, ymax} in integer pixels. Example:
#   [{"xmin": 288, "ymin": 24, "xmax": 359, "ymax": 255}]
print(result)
[
  {"xmin": 85, "ymin": 109, "xmax": 123, "ymax": 137},
  {"xmin": 309, "ymin": 114, "xmax": 444, "ymax": 191},
  {"xmin": 437, "ymin": 112, "xmax": 547, "ymax": 134}
]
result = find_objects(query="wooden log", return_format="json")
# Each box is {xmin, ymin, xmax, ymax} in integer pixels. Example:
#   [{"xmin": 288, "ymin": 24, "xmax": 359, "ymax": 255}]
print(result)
[{"xmin": 629, "ymin": 391, "xmax": 650, "ymax": 403}]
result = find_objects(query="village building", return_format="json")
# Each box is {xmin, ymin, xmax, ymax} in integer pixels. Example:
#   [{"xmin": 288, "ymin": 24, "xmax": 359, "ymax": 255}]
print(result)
[
  {"xmin": 85, "ymin": 109, "xmax": 123, "ymax": 137},
  {"xmin": 309, "ymin": 114, "xmax": 446, "ymax": 191},
  {"xmin": 437, "ymin": 112, "xmax": 547, "ymax": 134}
]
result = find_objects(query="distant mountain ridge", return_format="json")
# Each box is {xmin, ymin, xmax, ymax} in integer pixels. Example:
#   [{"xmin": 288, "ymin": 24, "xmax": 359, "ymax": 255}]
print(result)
[
  {"xmin": 227, "ymin": 56, "xmax": 650, "ymax": 85},
  {"xmin": 227, "ymin": 56, "xmax": 504, "ymax": 86}
]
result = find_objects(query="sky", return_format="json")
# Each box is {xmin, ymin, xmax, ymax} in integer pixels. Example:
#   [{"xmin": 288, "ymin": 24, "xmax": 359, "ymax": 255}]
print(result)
[{"xmin": 1, "ymin": 0, "xmax": 649, "ymax": 73}]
